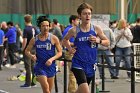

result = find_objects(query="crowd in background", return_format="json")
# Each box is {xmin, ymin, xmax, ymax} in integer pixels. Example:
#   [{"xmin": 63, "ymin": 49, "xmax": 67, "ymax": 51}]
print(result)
[{"xmin": 0, "ymin": 14, "xmax": 140, "ymax": 92}]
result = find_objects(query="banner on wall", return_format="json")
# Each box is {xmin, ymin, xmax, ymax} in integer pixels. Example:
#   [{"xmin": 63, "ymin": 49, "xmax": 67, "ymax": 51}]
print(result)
[{"xmin": 91, "ymin": 14, "xmax": 110, "ymax": 30}]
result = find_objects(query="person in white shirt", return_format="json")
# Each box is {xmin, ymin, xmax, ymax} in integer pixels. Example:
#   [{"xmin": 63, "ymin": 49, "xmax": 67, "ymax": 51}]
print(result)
[
  {"xmin": 98, "ymin": 27, "xmax": 117, "ymax": 79},
  {"xmin": 114, "ymin": 19, "xmax": 133, "ymax": 78}
]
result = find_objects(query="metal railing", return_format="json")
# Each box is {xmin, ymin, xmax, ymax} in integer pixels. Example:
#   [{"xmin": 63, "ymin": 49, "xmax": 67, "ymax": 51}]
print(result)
[{"xmin": 54, "ymin": 53, "xmax": 140, "ymax": 93}]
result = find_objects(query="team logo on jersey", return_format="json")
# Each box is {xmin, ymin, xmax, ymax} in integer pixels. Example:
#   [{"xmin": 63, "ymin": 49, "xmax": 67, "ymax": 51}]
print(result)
[{"xmin": 36, "ymin": 43, "xmax": 52, "ymax": 50}]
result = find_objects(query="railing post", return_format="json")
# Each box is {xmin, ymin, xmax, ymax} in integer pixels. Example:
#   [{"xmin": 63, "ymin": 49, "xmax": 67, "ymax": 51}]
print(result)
[
  {"xmin": 91, "ymin": 74, "xmax": 95, "ymax": 93},
  {"xmin": 64, "ymin": 59, "xmax": 67, "ymax": 93},
  {"xmin": 99, "ymin": 54, "xmax": 110, "ymax": 93},
  {"xmin": 54, "ymin": 75, "xmax": 58, "ymax": 93},
  {"xmin": 131, "ymin": 53, "xmax": 135, "ymax": 93}
]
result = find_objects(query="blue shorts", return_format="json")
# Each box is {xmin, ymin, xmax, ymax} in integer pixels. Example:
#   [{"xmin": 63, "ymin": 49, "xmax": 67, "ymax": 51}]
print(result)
[
  {"xmin": 72, "ymin": 58, "xmax": 96, "ymax": 77},
  {"xmin": 34, "ymin": 64, "xmax": 56, "ymax": 78}
]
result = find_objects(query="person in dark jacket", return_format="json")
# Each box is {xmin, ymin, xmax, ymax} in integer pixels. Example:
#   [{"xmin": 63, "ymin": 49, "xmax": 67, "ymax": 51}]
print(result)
[{"xmin": 131, "ymin": 18, "xmax": 140, "ymax": 43}]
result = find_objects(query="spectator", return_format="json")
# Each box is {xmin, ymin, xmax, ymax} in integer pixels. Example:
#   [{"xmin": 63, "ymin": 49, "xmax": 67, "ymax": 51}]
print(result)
[
  {"xmin": 131, "ymin": 17, "xmax": 140, "ymax": 43},
  {"xmin": 110, "ymin": 20, "xmax": 118, "ymax": 32},
  {"xmin": 5, "ymin": 21, "xmax": 17, "ymax": 68},
  {"xmin": 0, "ymin": 26, "xmax": 5, "ymax": 70},
  {"xmin": 114, "ymin": 19, "xmax": 133, "ymax": 79},
  {"xmin": 97, "ymin": 27, "xmax": 117, "ymax": 79},
  {"xmin": 20, "ymin": 14, "xmax": 39, "ymax": 88},
  {"xmin": 50, "ymin": 19, "xmax": 63, "ymax": 72},
  {"xmin": 50, "ymin": 19, "xmax": 62, "ymax": 42},
  {"xmin": 1, "ymin": 22, "xmax": 9, "ymax": 66},
  {"xmin": 15, "ymin": 23, "xmax": 22, "ymax": 52}
]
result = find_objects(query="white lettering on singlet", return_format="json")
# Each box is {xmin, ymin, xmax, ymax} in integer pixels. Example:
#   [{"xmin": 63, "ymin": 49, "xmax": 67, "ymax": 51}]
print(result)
[
  {"xmin": 78, "ymin": 37, "xmax": 89, "ymax": 41},
  {"xmin": 36, "ymin": 43, "xmax": 52, "ymax": 50},
  {"xmin": 78, "ymin": 36, "xmax": 96, "ymax": 48}
]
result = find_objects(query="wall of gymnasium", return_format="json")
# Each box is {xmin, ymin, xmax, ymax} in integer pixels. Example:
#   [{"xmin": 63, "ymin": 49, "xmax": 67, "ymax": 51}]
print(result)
[
  {"xmin": 110, "ymin": 0, "xmax": 140, "ymax": 23},
  {"xmin": 0, "ymin": 0, "xmax": 140, "ymax": 30}
]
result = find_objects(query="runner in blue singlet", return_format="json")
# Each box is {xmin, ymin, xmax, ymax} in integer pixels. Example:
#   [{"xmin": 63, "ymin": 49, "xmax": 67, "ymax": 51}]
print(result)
[
  {"xmin": 62, "ymin": 3, "xmax": 109, "ymax": 93},
  {"xmin": 72, "ymin": 25, "xmax": 97, "ymax": 77},
  {"xmin": 34, "ymin": 33, "xmax": 56, "ymax": 77},
  {"xmin": 25, "ymin": 16, "xmax": 62, "ymax": 93}
]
